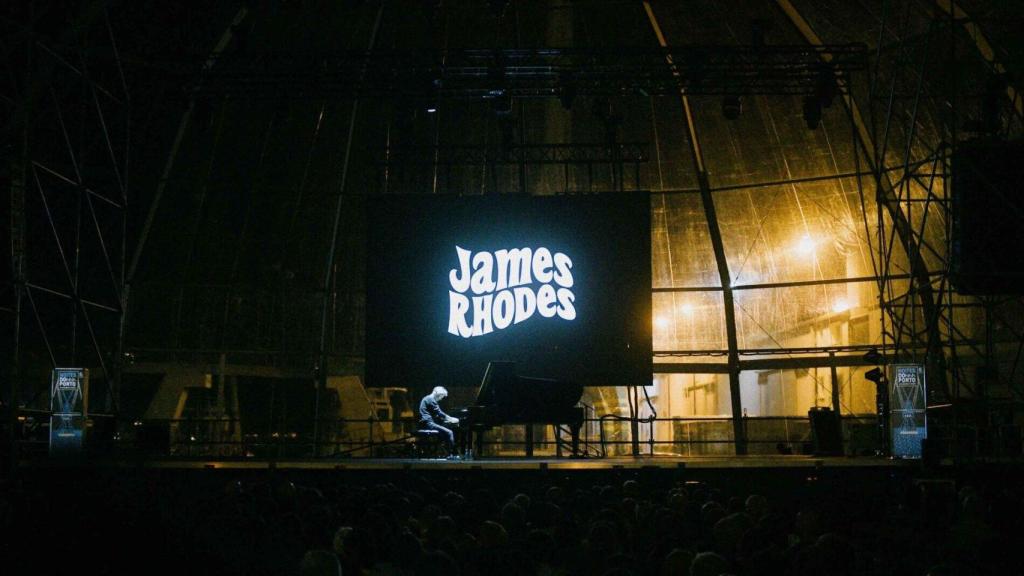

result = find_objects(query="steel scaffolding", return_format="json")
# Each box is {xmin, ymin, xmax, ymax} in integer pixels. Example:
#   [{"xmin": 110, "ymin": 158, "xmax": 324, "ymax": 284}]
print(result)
[
  {"xmin": 864, "ymin": 1, "xmax": 1024, "ymax": 454},
  {"xmin": 4, "ymin": 4, "xmax": 130, "ymax": 466}
]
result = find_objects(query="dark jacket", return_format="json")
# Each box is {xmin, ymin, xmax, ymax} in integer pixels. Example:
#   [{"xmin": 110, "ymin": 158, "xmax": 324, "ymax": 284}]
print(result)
[{"xmin": 418, "ymin": 394, "xmax": 451, "ymax": 425}]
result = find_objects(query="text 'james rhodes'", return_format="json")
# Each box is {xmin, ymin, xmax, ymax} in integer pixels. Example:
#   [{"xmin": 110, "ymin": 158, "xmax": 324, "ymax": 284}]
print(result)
[{"xmin": 448, "ymin": 246, "xmax": 576, "ymax": 338}]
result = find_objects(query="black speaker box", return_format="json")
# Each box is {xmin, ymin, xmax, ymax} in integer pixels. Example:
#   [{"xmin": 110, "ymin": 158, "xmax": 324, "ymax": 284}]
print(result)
[
  {"xmin": 951, "ymin": 139, "xmax": 1024, "ymax": 294},
  {"xmin": 808, "ymin": 407, "xmax": 844, "ymax": 456}
]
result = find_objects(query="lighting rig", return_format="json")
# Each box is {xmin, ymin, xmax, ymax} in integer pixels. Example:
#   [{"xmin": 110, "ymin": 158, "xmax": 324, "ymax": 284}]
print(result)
[{"xmin": 176, "ymin": 45, "xmax": 866, "ymax": 102}]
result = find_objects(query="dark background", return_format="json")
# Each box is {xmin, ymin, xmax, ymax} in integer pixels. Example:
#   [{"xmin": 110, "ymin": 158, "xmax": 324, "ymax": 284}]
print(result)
[{"xmin": 366, "ymin": 193, "xmax": 651, "ymax": 390}]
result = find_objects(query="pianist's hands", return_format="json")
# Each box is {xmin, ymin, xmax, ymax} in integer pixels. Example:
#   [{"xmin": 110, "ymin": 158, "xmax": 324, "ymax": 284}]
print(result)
[{"xmin": 446, "ymin": 416, "xmax": 459, "ymax": 425}]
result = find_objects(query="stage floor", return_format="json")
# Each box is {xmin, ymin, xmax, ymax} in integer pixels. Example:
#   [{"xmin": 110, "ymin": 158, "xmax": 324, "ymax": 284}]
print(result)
[{"xmin": 124, "ymin": 454, "xmax": 906, "ymax": 471}]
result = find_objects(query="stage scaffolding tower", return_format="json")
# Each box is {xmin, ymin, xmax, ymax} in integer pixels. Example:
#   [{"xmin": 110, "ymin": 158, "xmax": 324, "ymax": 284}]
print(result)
[
  {"xmin": 4, "ymin": 3, "xmax": 130, "ymax": 469},
  {"xmin": 863, "ymin": 2, "xmax": 1024, "ymax": 454},
  {"xmin": 778, "ymin": 0, "xmax": 1024, "ymax": 458}
]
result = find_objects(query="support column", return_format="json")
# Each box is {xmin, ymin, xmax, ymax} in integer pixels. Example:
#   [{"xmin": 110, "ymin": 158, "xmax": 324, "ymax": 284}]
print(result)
[
  {"xmin": 8, "ymin": 128, "xmax": 28, "ymax": 475},
  {"xmin": 643, "ymin": 3, "xmax": 748, "ymax": 454},
  {"xmin": 830, "ymin": 352, "xmax": 841, "ymax": 414}
]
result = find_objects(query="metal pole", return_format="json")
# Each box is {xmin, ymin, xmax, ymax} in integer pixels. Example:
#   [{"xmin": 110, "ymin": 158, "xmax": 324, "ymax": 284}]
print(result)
[
  {"xmin": 830, "ymin": 352, "xmax": 841, "ymax": 414},
  {"xmin": 314, "ymin": 2, "xmax": 385, "ymax": 455},
  {"xmin": 8, "ymin": 137, "xmax": 28, "ymax": 476},
  {"xmin": 7, "ymin": 11, "xmax": 34, "ymax": 474},
  {"xmin": 643, "ymin": 2, "xmax": 747, "ymax": 454},
  {"xmin": 107, "ymin": 4, "xmax": 130, "ymax": 417},
  {"xmin": 630, "ymin": 386, "xmax": 640, "ymax": 456}
]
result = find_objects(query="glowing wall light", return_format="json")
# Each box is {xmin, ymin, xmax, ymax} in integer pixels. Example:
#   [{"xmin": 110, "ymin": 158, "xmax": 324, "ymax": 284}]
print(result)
[
  {"xmin": 795, "ymin": 234, "xmax": 816, "ymax": 256},
  {"xmin": 831, "ymin": 298, "xmax": 850, "ymax": 313}
]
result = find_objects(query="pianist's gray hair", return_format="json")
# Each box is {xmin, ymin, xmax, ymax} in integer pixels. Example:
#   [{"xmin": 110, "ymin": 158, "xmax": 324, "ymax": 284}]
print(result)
[{"xmin": 432, "ymin": 386, "xmax": 448, "ymax": 399}]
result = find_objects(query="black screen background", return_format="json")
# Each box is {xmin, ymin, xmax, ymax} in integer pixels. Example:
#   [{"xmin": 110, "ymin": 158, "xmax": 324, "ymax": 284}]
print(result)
[{"xmin": 365, "ymin": 193, "xmax": 651, "ymax": 389}]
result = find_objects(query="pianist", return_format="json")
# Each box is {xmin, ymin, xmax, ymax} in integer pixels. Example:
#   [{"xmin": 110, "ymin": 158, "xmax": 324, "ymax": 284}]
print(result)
[{"xmin": 418, "ymin": 386, "xmax": 460, "ymax": 458}]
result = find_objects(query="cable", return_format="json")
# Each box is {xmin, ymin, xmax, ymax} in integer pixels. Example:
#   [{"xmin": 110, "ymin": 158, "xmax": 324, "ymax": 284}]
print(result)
[{"xmin": 640, "ymin": 384, "xmax": 657, "ymax": 423}]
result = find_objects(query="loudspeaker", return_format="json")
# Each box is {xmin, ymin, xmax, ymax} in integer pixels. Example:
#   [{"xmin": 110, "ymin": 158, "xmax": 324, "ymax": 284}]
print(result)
[
  {"xmin": 845, "ymin": 421, "xmax": 879, "ymax": 456},
  {"xmin": 951, "ymin": 139, "xmax": 1024, "ymax": 294},
  {"xmin": 808, "ymin": 407, "xmax": 843, "ymax": 456}
]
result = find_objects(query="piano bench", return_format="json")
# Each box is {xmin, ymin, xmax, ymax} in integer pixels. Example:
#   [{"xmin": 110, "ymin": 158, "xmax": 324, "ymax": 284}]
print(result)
[{"xmin": 411, "ymin": 429, "xmax": 446, "ymax": 459}]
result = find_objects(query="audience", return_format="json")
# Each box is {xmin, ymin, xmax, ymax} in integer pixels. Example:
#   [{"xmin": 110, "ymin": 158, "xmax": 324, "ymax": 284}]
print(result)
[{"xmin": 3, "ymin": 466, "xmax": 1022, "ymax": 575}]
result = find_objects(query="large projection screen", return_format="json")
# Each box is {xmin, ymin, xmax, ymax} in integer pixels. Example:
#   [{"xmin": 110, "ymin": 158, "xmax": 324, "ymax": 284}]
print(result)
[{"xmin": 366, "ymin": 193, "xmax": 651, "ymax": 389}]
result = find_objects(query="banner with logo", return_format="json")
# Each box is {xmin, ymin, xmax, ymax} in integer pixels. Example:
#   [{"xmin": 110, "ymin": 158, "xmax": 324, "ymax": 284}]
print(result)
[
  {"xmin": 889, "ymin": 364, "xmax": 926, "ymax": 459},
  {"xmin": 49, "ymin": 368, "xmax": 89, "ymax": 455},
  {"xmin": 366, "ymin": 193, "xmax": 652, "ymax": 388}
]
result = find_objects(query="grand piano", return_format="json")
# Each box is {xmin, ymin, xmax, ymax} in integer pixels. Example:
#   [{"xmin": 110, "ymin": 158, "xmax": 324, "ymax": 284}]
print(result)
[{"xmin": 455, "ymin": 361, "xmax": 585, "ymax": 458}]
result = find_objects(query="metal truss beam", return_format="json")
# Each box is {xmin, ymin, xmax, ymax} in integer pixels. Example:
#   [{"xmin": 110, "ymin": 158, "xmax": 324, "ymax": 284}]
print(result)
[
  {"xmin": 372, "ymin": 143, "xmax": 648, "ymax": 165},
  {"xmin": 656, "ymin": 355, "xmax": 882, "ymax": 374},
  {"xmin": 653, "ymin": 273, "xmax": 918, "ymax": 293},
  {"xmin": 170, "ymin": 44, "xmax": 866, "ymax": 99}
]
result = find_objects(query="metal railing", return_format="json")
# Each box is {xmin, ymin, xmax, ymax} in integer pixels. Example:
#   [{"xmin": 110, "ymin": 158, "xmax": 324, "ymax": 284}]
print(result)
[{"xmin": 11, "ymin": 412, "xmax": 904, "ymax": 460}]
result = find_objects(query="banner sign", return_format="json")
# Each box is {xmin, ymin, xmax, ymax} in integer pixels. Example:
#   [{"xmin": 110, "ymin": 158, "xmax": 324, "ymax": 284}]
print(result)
[
  {"xmin": 889, "ymin": 364, "xmax": 926, "ymax": 459},
  {"xmin": 49, "ymin": 368, "xmax": 89, "ymax": 456}
]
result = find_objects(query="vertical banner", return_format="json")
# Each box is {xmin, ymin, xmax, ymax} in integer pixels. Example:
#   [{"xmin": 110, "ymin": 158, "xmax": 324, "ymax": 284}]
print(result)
[
  {"xmin": 889, "ymin": 364, "xmax": 926, "ymax": 459},
  {"xmin": 49, "ymin": 368, "xmax": 89, "ymax": 456}
]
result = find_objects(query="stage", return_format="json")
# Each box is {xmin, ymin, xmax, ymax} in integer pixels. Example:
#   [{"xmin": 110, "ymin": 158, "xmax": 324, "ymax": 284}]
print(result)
[{"xmin": 83, "ymin": 454, "xmax": 907, "ymax": 471}]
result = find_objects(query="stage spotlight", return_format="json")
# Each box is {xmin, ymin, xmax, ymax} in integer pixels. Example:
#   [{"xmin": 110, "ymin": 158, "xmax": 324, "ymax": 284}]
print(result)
[
  {"xmin": 862, "ymin": 348, "xmax": 883, "ymax": 365},
  {"xmin": 981, "ymin": 73, "xmax": 1008, "ymax": 133},
  {"xmin": 750, "ymin": 18, "xmax": 769, "ymax": 47},
  {"xmin": 417, "ymin": 74, "xmax": 442, "ymax": 114},
  {"xmin": 815, "ymin": 65, "xmax": 837, "ymax": 109},
  {"xmin": 802, "ymin": 95, "xmax": 821, "ymax": 130},
  {"xmin": 654, "ymin": 315, "xmax": 670, "ymax": 330},
  {"xmin": 679, "ymin": 302, "xmax": 694, "ymax": 316},
  {"xmin": 489, "ymin": 0, "xmax": 510, "ymax": 15},
  {"xmin": 722, "ymin": 96, "xmax": 742, "ymax": 120},
  {"xmin": 492, "ymin": 91, "xmax": 512, "ymax": 115},
  {"xmin": 864, "ymin": 367, "xmax": 885, "ymax": 384},
  {"xmin": 831, "ymin": 299, "xmax": 849, "ymax": 313},
  {"xmin": 499, "ymin": 118, "xmax": 515, "ymax": 150},
  {"xmin": 795, "ymin": 234, "xmax": 815, "ymax": 256}
]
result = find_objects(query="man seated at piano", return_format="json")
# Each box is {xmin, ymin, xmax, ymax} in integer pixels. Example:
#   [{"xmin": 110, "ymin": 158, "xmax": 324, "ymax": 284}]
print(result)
[{"xmin": 418, "ymin": 386, "xmax": 460, "ymax": 458}]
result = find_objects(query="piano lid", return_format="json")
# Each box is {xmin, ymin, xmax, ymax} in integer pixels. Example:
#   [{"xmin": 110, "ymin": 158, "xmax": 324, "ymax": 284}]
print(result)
[
  {"xmin": 475, "ymin": 361, "xmax": 516, "ymax": 407},
  {"xmin": 474, "ymin": 361, "xmax": 583, "ymax": 418}
]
